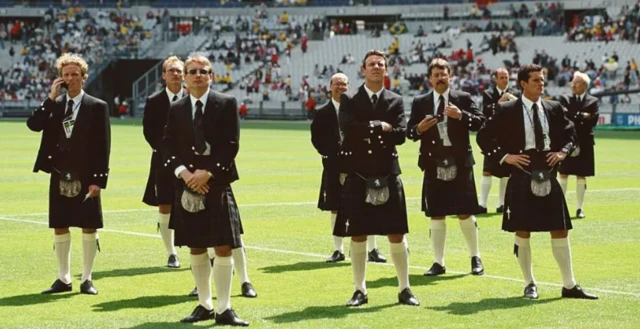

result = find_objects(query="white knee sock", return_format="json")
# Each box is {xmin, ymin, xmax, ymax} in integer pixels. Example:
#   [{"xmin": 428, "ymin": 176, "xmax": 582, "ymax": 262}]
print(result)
[
  {"xmin": 390, "ymin": 240, "xmax": 410, "ymax": 292},
  {"xmin": 207, "ymin": 247, "xmax": 215, "ymax": 260},
  {"xmin": 81, "ymin": 232, "xmax": 98, "ymax": 282},
  {"xmin": 158, "ymin": 213, "xmax": 176, "ymax": 256},
  {"xmin": 54, "ymin": 233, "xmax": 71, "ymax": 284},
  {"xmin": 430, "ymin": 220, "xmax": 447, "ymax": 266},
  {"xmin": 213, "ymin": 255, "xmax": 234, "ymax": 314},
  {"xmin": 232, "ymin": 246, "xmax": 250, "ymax": 284},
  {"xmin": 367, "ymin": 236, "xmax": 378, "ymax": 252},
  {"xmin": 350, "ymin": 240, "xmax": 367, "ymax": 294},
  {"xmin": 459, "ymin": 216, "xmax": 480, "ymax": 257},
  {"xmin": 499, "ymin": 177, "xmax": 509, "ymax": 207},
  {"xmin": 480, "ymin": 176, "xmax": 492, "ymax": 207},
  {"xmin": 330, "ymin": 213, "xmax": 343, "ymax": 253},
  {"xmin": 576, "ymin": 178, "xmax": 586, "ymax": 209},
  {"xmin": 551, "ymin": 238, "xmax": 577, "ymax": 289},
  {"xmin": 191, "ymin": 253, "xmax": 213, "ymax": 311},
  {"xmin": 559, "ymin": 177, "xmax": 568, "ymax": 195},
  {"xmin": 514, "ymin": 236, "xmax": 535, "ymax": 286}
]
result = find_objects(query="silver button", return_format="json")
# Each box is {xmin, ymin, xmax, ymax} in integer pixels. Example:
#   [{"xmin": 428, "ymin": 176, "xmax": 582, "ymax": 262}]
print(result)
[
  {"xmin": 189, "ymin": 164, "xmax": 194, "ymax": 168},
  {"xmin": 47, "ymin": 155, "xmax": 52, "ymax": 159},
  {"xmin": 368, "ymin": 150, "xmax": 372, "ymax": 154}
]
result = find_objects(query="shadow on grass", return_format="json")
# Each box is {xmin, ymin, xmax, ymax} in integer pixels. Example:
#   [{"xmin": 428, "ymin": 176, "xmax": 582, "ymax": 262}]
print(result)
[
  {"xmin": 0, "ymin": 292, "xmax": 78, "ymax": 306},
  {"xmin": 367, "ymin": 273, "xmax": 466, "ymax": 289},
  {"xmin": 87, "ymin": 266, "xmax": 189, "ymax": 280},
  {"xmin": 260, "ymin": 260, "xmax": 350, "ymax": 274},
  {"xmin": 428, "ymin": 296, "xmax": 562, "ymax": 315},
  {"xmin": 121, "ymin": 321, "xmax": 215, "ymax": 329},
  {"xmin": 93, "ymin": 295, "xmax": 193, "ymax": 312},
  {"xmin": 265, "ymin": 302, "xmax": 398, "ymax": 324}
]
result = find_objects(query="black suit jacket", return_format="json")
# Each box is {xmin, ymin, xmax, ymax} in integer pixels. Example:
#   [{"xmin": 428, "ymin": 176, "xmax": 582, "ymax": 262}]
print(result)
[
  {"xmin": 162, "ymin": 90, "xmax": 239, "ymax": 184},
  {"xmin": 558, "ymin": 94, "xmax": 599, "ymax": 145},
  {"xmin": 477, "ymin": 97, "xmax": 577, "ymax": 174},
  {"xmin": 311, "ymin": 100, "xmax": 341, "ymax": 168},
  {"xmin": 143, "ymin": 89, "xmax": 172, "ymax": 170},
  {"xmin": 338, "ymin": 85, "xmax": 406, "ymax": 176},
  {"xmin": 407, "ymin": 89, "xmax": 485, "ymax": 170},
  {"xmin": 27, "ymin": 93, "xmax": 111, "ymax": 188},
  {"xmin": 482, "ymin": 86, "xmax": 521, "ymax": 119}
]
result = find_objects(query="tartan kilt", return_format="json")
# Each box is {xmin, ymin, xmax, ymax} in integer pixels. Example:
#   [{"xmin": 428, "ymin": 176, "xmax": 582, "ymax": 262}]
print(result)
[
  {"xmin": 482, "ymin": 155, "xmax": 510, "ymax": 178},
  {"xmin": 169, "ymin": 182, "xmax": 244, "ymax": 249},
  {"xmin": 334, "ymin": 174, "xmax": 408, "ymax": 237},
  {"xmin": 317, "ymin": 166, "xmax": 341, "ymax": 211},
  {"xmin": 422, "ymin": 165, "xmax": 480, "ymax": 217},
  {"xmin": 558, "ymin": 137, "xmax": 595, "ymax": 177},
  {"xmin": 502, "ymin": 170, "xmax": 572, "ymax": 232},
  {"xmin": 142, "ymin": 153, "xmax": 175, "ymax": 206},
  {"xmin": 48, "ymin": 172, "xmax": 103, "ymax": 229}
]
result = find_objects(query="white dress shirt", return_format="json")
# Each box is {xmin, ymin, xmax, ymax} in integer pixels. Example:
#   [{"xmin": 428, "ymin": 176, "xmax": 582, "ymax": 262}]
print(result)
[
  {"xmin": 174, "ymin": 89, "xmax": 212, "ymax": 178},
  {"xmin": 433, "ymin": 89, "xmax": 452, "ymax": 147},
  {"xmin": 166, "ymin": 87, "xmax": 184, "ymax": 102},
  {"xmin": 63, "ymin": 90, "xmax": 85, "ymax": 136},
  {"xmin": 521, "ymin": 96, "xmax": 550, "ymax": 151}
]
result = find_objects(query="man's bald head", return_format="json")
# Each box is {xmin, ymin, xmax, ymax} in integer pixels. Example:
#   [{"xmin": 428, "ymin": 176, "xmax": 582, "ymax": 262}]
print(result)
[
  {"xmin": 330, "ymin": 73, "xmax": 349, "ymax": 103},
  {"xmin": 494, "ymin": 68, "xmax": 509, "ymax": 90}
]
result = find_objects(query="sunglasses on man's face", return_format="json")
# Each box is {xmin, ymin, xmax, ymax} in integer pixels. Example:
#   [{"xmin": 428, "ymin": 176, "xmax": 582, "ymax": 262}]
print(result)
[{"xmin": 187, "ymin": 69, "xmax": 212, "ymax": 75}]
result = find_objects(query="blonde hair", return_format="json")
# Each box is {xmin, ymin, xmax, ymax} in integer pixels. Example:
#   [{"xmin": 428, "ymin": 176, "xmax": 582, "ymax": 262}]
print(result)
[
  {"xmin": 184, "ymin": 55, "xmax": 212, "ymax": 72},
  {"xmin": 163, "ymin": 55, "xmax": 184, "ymax": 72},
  {"xmin": 55, "ymin": 53, "xmax": 89, "ymax": 77}
]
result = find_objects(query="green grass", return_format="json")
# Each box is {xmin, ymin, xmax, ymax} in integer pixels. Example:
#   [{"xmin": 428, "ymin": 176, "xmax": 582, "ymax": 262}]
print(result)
[{"xmin": 0, "ymin": 120, "xmax": 639, "ymax": 329}]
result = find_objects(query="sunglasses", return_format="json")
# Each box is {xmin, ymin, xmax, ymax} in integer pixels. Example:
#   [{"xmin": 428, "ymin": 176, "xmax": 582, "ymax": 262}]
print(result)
[{"xmin": 187, "ymin": 69, "xmax": 212, "ymax": 75}]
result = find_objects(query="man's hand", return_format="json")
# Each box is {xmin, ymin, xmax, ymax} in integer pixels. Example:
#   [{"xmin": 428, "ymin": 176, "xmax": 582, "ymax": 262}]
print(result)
[
  {"xmin": 381, "ymin": 121, "xmax": 393, "ymax": 132},
  {"xmin": 546, "ymin": 151, "xmax": 566, "ymax": 167},
  {"xmin": 504, "ymin": 154, "xmax": 530, "ymax": 170},
  {"xmin": 444, "ymin": 102, "xmax": 462, "ymax": 120},
  {"xmin": 87, "ymin": 185, "xmax": 101, "ymax": 198},
  {"xmin": 417, "ymin": 116, "xmax": 438, "ymax": 134},
  {"xmin": 188, "ymin": 169, "xmax": 212, "ymax": 194},
  {"xmin": 498, "ymin": 93, "xmax": 510, "ymax": 102},
  {"xmin": 49, "ymin": 78, "xmax": 65, "ymax": 101}
]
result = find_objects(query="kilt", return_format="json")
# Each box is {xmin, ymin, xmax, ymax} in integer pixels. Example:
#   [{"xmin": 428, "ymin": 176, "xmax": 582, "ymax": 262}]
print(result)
[
  {"xmin": 422, "ymin": 164, "xmax": 480, "ymax": 217},
  {"xmin": 48, "ymin": 172, "xmax": 103, "ymax": 229},
  {"xmin": 502, "ymin": 165, "xmax": 572, "ymax": 233},
  {"xmin": 142, "ymin": 153, "xmax": 175, "ymax": 206},
  {"xmin": 334, "ymin": 174, "xmax": 408, "ymax": 237},
  {"xmin": 169, "ymin": 182, "xmax": 244, "ymax": 249},
  {"xmin": 317, "ymin": 165, "xmax": 341, "ymax": 211},
  {"xmin": 558, "ymin": 137, "xmax": 595, "ymax": 177},
  {"xmin": 482, "ymin": 155, "xmax": 510, "ymax": 178}
]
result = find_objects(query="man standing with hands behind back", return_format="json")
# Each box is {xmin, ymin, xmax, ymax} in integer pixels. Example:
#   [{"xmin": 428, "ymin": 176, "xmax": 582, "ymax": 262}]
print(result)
[
  {"xmin": 163, "ymin": 55, "xmax": 249, "ymax": 325},
  {"xmin": 27, "ymin": 53, "xmax": 111, "ymax": 296}
]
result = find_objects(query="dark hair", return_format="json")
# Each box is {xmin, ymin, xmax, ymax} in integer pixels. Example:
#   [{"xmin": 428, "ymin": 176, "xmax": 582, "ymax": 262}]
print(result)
[
  {"xmin": 361, "ymin": 50, "xmax": 387, "ymax": 69},
  {"xmin": 517, "ymin": 64, "xmax": 543, "ymax": 87},
  {"xmin": 427, "ymin": 58, "xmax": 451, "ymax": 77}
]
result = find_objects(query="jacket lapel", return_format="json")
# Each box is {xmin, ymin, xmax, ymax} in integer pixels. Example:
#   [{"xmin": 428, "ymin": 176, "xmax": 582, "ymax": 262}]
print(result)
[
  {"xmin": 356, "ymin": 84, "xmax": 374, "ymax": 112},
  {"xmin": 514, "ymin": 98, "xmax": 526, "ymax": 149},
  {"xmin": 70, "ymin": 94, "xmax": 90, "ymax": 143}
]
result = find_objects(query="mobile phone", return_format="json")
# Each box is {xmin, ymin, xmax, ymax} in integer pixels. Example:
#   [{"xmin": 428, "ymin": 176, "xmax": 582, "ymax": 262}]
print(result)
[{"xmin": 61, "ymin": 82, "xmax": 69, "ymax": 90}]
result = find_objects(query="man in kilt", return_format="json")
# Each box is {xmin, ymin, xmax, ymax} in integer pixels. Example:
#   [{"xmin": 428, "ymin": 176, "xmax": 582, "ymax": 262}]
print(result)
[
  {"xmin": 479, "ymin": 68, "xmax": 520, "ymax": 213},
  {"xmin": 27, "ymin": 53, "xmax": 110, "ymax": 295},
  {"xmin": 407, "ymin": 58, "xmax": 485, "ymax": 277},
  {"xmin": 163, "ymin": 55, "xmax": 249, "ymax": 325},
  {"xmin": 477, "ymin": 64, "xmax": 597, "ymax": 300},
  {"xmin": 311, "ymin": 72, "xmax": 386, "ymax": 263},
  {"xmin": 335, "ymin": 50, "xmax": 419, "ymax": 307},
  {"xmin": 558, "ymin": 71, "xmax": 600, "ymax": 219},
  {"xmin": 142, "ymin": 55, "xmax": 185, "ymax": 268}
]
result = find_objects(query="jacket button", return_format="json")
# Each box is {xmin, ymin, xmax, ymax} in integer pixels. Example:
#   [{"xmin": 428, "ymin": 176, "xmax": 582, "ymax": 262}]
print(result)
[
  {"xmin": 368, "ymin": 150, "xmax": 372, "ymax": 154},
  {"xmin": 48, "ymin": 155, "xmax": 52, "ymax": 159},
  {"xmin": 189, "ymin": 164, "xmax": 194, "ymax": 168}
]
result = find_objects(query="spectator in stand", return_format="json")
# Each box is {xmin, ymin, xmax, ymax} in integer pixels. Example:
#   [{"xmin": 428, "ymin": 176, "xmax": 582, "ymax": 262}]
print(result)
[{"xmin": 239, "ymin": 102, "xmax": 248, "ymax": 119}]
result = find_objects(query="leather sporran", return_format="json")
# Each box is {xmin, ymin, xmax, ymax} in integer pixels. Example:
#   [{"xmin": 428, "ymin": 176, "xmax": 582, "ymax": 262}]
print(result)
[
  {"xmin": 59, "ymin": 171, "xmax": 81, "ymax": 198},
  {"xmin": 181, "ymin": 189, "xmax": 206, "ymax": 213},
  {"xmin": 530, "ymin": 169, "xmax": 551, "ymax": 197},
  {"xmin": 364, "ymin": 176, "xmax": 389, "ymax": 206},
  {"xmin": 436, "ymin": 157, "xmax": 457, "ymax": 181},
  {"xmin": 570, "ymin": 145, "xmax": 580, "ymax": 157}
]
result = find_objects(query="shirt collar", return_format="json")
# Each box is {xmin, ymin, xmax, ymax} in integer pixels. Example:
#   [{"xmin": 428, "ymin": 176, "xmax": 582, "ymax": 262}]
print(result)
[
  {"xmin": 521, "ymin": 95, "xmax": 543, "ymax": 112},
  {"xmin": 166, "ymin": 87, "xmax": 184, "ymax": 101},
  {"xmin": 575, "ymin": 92, "xmax": 587, "ymax": 100},
  {"xmin": 434, "ymin": 88, "xmax": 450, "ymax": 104},
  {"xmin": 496, "ymin": 86, "xmax": 508, "ymax": 94},
  {"xmin": 65, "ymin": 89, "xmax": 84, "ymax": 106},
  {"xmin": 363, "ymin": 84, "xmax": 383, "ymax": 100},
  {"xmin": 331, "ymin": 98, "xmax": 340, "ymax": 112},
  {"xmin": 189, "ymin": 89, "xmax": 210, "ymax": 112}
]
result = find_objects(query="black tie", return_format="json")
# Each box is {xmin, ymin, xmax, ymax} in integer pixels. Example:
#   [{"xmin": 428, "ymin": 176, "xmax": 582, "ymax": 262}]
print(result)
[
  {"xmin": 531, "ymin": 103, "xmax": 544, "ymax": 152},
  {"xmin": 371, "ymin": 94, "xmax": 378, "ymax": 107},
  {"xmin": 172, "ymin": 95, "xmax": 178, "ymax": 102},
  {"xmin": 194, "ymin": 100, "xmax": 206, "ymax": 154},
  {"xmin": 65, "ymin": 100, "xmax": 74, "ymax": 118},
  {"xmin": 437, "ymin": 95, "xmax": 445, "ymax": 115}
]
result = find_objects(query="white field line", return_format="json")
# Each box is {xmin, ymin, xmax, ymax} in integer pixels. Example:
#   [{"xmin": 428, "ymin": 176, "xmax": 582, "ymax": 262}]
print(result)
[
  {"xmin": 0, "ymin": 215, "xmax": 639, "ymax": 298},
  {"xmin": 7, "ymin": 187, "xmax": 640, "ymax": 218}
]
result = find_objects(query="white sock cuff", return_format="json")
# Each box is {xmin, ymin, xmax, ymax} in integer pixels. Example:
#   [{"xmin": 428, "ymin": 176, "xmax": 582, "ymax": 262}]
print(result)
[
  {"xmin": 158, "ymin": 213, "xmax": 171, "ymax": 224},
  {"xmin": 551, "ymin": 237, "xmax": 570, "ymax": 248},
  {"xmin": 576, "ymin": 179, "xmax": 586, "ymax": 185},
  {"xmin": 389, "ymin": 241, "xmax": 406, "ymax": 253},
  {"xmin": 351, "ymin": 240, "xmax": 367, "ymax": 253},
  {"xmin": 82, "ymin": 232, "xmax": 98, "ymax": 241},
  {"xmin": 190, "ymin": 252, "xmax": 210, "ymax": 266},
  {"xmin": 500, "ymin": 177, "xmax": 509, "ymax": 183},
  {"xmin": 481, "ymin": 176, "xmax": 492, "ymax": 185},
  {"xmin": 215, "ymin": 255, "xmax": 234, "ymax": 267},
  {"xmin": 207, "ymin": 247, "xmax": 216, "ymax": 259},
  {"xmin": 54, "ymin": 233, "xmax": 71, "ymax": 243},
  {"xmin": 430, "ymin": 219, "xmax": 447, "ymax": 230},
  {"xmin": 559, "ymin": 176, "xmax": 568, "ymax": 183},
  {"xmin": 514, "ymin": 236, "xmax": 530, "ymax": 248},
  {"xmin": 459, "ymin": 216, "xmax": 476, "ymax": 228}
]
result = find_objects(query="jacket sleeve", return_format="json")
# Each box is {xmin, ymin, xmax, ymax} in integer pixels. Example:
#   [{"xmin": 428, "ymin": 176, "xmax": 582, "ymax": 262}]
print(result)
[
  {"xmin": 340, "ymin": 93, "xmax": 384, "ymax": 139},
  {"xmin": 482, "ymin": 91, "xmax": 494, "ymax": 119},
  {"xmin": 162, "ymin": 103, "xmax": 186, "ymax": 174},
  {"xmin": 27, "ymin": 98, "xmax": 56, "ymax": 132},
  {"xmin": 407, "ymin": 97, "xmax": 423, "ymax": 142},
  {"xmin": 207, "ymin": 97, "xmax": 240, "ymax": 176},
  {"xmin": 383, "ymin": 97, "xmax": 406, "ymax": 146},
  {"xmin": 310, "ymin": 109, "xmax": 326, "ymax": 155},
  {"xmin": 89, "ymin": 101, "xmax": 111, "ymax": 189},
  {"xmin": 142, "ymin": 96, "xmax": 155, "ymax": 149},
  {"xmin": 458, "ymin": 95, "xmax": 485, "ymax": 132},
  {"xmin": 476, "ymin": 103, "xmax": 507, "ymax": 162},
  {"xmin": 557, "ymin": 104, "xmax": 578, "ymax": 154}
]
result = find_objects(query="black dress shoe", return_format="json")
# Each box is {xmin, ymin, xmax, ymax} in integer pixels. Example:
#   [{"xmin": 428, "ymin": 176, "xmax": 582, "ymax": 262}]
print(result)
[
  {"xmin": 167, "ymin": 254, "xmax": 180, "ymax": 268},
  {"xmin": 524, "ymin": 282, "xmax": 539, "ymax": 299},
  {"xmin": 41, "ymin": 279, "xmax": 72, "ymax": 294},
  {"xmin": 215, "ymin": 308, "xmax": 249, "ymax": 326},
  {"xmin": 477, "ymin": 206, "xmax": 488, "ymax": 214},
  {"xmin": 180, "ymin": 305, "xmax": 215, "ymax": 323},
  {"xmin": 562, "ymin": 285, "xmax": 598, "ymax": 300},
  {"xmin": 424, "ymin": 262, "xmax": 446, "ymax": 276},
  {"xmin": 241, "ymin": 282, "xmax": 257, "ymax": 298},
  {"xmin": 188, "ymin": 286, "xmax": 198, "ymax": 297},
  {"xmin": 368, "ymin": 248, "xmax": 387, "ymax": 263},
  {"xmin": 576, "ymin": 209, "xmax": 585, "ymax": 219},
  {"xmin": 471, "ymin": 256, "xmax": 484, "ymax": 275},
  {"xmin": 346, "ymin": 290, "xmax": 368, "ymax": 307},
  {"xmin": 326, "ymin": 250, "xmax": 345, "ymax": 263},
  {"xmin": 80, "ymin": 280, "xmax": 98, "ymax": 295},
  {"xmin": 496, "ymin": 205, "xmax": 504, "ymax": 213},
  {"xmin": 398, "ymin": 288, "xmax": 420, "ymax": 306}
]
